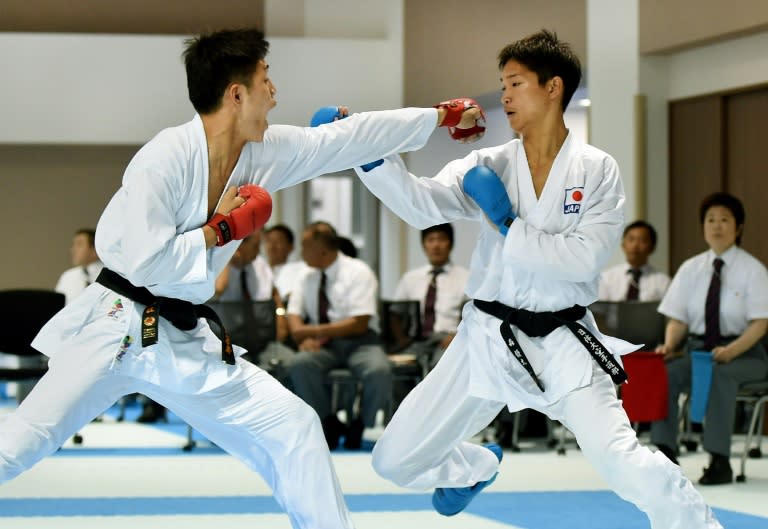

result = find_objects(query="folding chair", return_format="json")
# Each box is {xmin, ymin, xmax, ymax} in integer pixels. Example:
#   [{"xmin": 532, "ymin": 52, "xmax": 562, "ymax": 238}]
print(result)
[{"xmin": 0, "ymin": 290, "xmax": 64, "ymax": 386}]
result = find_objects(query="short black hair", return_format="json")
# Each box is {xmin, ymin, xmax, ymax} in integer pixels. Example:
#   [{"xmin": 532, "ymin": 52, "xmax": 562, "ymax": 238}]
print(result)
[
  {"xmin": 421, "ymin": 223, "xmax": 454, "ymax": 247},
  {"xmin": 337, "ymin": 236, "xmax": 358, "ymax": 258},
  {"xmin": 497, "ymin": 29, "xmax": 581, "ymax": 111},
  {"xmin": 264, "ymin": 224, "xmax": 295, "ymax": 246},
  {"xmin": 623, "ymin": 220, "xmax": 657, "ymax": 249},
  {"xmin": 182, "ymin": 28, "xmax": 269, "ymax": 114},
  {"xmin": 699, "ymin": 192, "xmax": 746, "ymax": 245},
  {"xmin": 306, "ymin": 221, "xmax": 340, "ymax": 251},
  {"xmin": 75, "ymin": 228, "xmax": 96, "ymax": 248}
]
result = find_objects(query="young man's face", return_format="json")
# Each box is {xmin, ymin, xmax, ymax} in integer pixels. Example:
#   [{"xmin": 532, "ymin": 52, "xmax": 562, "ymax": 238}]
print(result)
[
  {"xmin": 422, "ymin": 231, "xmax": 452, "ymax": 267},
  {"xmin": 621, "ymin": 227, "xmax": 654, "ymax": 267},
  {"xmin": 500, "ymin": 60, "xmax": 558, "ymax": 134},
  {"xmin": 70, "ymin": 233, "xmax": 97, "ymax": 267},
  {"xmin": 238, "ymin": 60, "xmax": 277, "ymax": 141},
  {"xmin": 264, "ymin": 230, "xmax": 293, "ymax": 266}
]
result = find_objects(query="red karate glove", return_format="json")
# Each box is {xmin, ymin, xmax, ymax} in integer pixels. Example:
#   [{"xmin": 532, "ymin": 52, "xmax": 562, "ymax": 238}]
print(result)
[
  {"xmin": 206, "ymin": 185, "xmax": 273, "ymax": 246},
  {"xmin": 433, "ymin": 98, "xmax": 486, "ymax": 143}
]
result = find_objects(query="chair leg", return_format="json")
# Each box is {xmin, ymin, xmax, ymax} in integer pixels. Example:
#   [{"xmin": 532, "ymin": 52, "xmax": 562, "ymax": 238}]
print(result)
[
  {"xmin": 737, "ymin": 397, "xmax": 768, "ymax": 482},
  {"xmin": 183, "ymin": 424, "xmax": 196, "ymax": 452}
]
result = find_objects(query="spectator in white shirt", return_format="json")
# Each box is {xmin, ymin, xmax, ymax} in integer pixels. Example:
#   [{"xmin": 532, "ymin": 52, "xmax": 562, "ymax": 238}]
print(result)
[
  {"xmin": 263, "ymin": 224, "xmax": 309, "ymax": 303},
  {"xmin": 214, "ymin": 231, "xmax": 291, "ymax": 366},
  {"xmin": 598, "ymin": 220, "xmax": 670, "ymax": 302},
  {"xmin": 393, "ymin": 224, "xmax": 469, "ymax": 370},
  {"xmin": 285, "ymin": 222, "xmax": 392, "ymax": 451},
  {"xmin": 55, "ymin": 229, "xmax": 103, "ymax": 305},
  {"xmin": 651, "ymin": 192, "xmax": 768, "ymax": 485}
]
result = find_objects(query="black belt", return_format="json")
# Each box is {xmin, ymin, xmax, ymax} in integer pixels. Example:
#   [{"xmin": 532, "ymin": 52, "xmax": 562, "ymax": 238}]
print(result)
[
  {"xmin": 96, "ymin": 268, "xmax": 235, "ymax": 365},
  {"xmin": 473, "ymin": 299, "xmax": 627, "ymax": 392}
]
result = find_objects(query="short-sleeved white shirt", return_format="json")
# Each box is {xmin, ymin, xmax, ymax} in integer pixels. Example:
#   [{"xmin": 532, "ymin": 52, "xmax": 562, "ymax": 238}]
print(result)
[
  {"xmin": 393, "ymin": 262, "xmax": 469, "ymax": 334},
  {"xmin": 598, "ymin": 262, "xmax": 670, "ymax": 302},
  {"xmin": 658, "ymin": 245, "xmax": 768, "ymax": 335},
  {"xmin": 287, "ymin": 253, "xmax": 379, "ymax": 332}
]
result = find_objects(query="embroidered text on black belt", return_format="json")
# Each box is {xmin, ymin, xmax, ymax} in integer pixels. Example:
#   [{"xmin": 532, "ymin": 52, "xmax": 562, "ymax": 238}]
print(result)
[
  {"xmin": 96, "ymin": 268, "xmax": 235, "ymax": 365},
  {"xmin": 473, "ymin": 299, "xmax": 627, "ymax": 392}
]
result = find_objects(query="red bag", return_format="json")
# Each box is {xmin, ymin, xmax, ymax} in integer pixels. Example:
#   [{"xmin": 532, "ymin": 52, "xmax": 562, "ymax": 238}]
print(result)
[{"xmin": 620, "ymin": 351, "xmax": 669, "ymax": 422}]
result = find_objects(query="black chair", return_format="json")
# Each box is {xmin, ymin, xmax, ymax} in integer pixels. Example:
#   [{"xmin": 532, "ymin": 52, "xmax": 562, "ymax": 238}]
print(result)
[
  {"xmin": 0, "ymin": 289, "xmax": 64, "ymax": 386},
  {"xmin": 735, "ymin": 377, "xmax": 768, "ymax": 482},
  {"xmin": 182, "ymin": 299, "xmax": 277, "ymax": 451},
  {"xmin": 326, "ymin": 300, "xmax": 426, "ymax": 426},
  {"xmin": 589, "ymin": 300, "xmax": 665, "ymax": 348},
  {"xmin": 207, "ymin": 299, "xmax": 277, "ymax": 361}
]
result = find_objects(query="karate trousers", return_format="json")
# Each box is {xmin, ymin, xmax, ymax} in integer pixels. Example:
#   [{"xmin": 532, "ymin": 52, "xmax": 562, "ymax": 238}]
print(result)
[
  {"xmin": 372, "ymin": 350, "xmax": 723, "ymax": 529},
  {"xmin": 0, "ymin": 345, "xmax": 355, "ymax": 529}
]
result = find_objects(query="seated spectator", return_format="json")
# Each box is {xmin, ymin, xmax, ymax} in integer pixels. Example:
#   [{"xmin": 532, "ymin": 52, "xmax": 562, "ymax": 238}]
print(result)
[
  {"xmin": 263, "ymin": 224, "xmax": 308, "ymax": 303},
  {"xmin": 3, "ymin": 229, "xmax": 102, "ymax": 405},
  {"xmin": 55, "ymin": 228, "xmax": 103, "ymax": 304},
  {"xmin": 285, "ymin": 221, "xmax": 392, "ymax": 450},
  {"xmin": 598, "ymin": 220, "xmax": 670, "ymax": 302},
  {"xmin": 392, "ymin": 223, "xmax": 469, "ymax": 370},
  {"xmin": 650, "ymin": 192, "xmax": 768, "ymax": 485},
  {"xmin": 214, "ymin": 231, "xmax": 291, "ymax": 364}
]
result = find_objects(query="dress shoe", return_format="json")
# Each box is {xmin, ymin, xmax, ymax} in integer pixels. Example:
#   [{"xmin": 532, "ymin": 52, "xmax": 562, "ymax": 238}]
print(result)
[
  {"xmin": 137, "ymin": 402, "xmax": 167, "ymax": 424},
  {"xmin": 432, "ymin": 443, "xmax": 503, "ymax": 516},
  {"xmin": 343, "ymin": 418, "xmax": 365, "ymax": 450},
  {"xmin": 698, "ymin": 454, "xmax": 733, "ymax": 485},
  {"xmin": 321, "ymin": 414, "xmax": 346, "ymax": 451},
  {"xmin": 655, "ymin": 444, "xmax": 679, "ymax": 465}
]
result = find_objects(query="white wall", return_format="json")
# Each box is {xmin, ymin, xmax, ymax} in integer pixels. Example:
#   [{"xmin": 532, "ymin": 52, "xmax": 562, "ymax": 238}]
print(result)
[
  {"xmin": 0, "ymin": 32, "xmax": 402, "ymax": 144},
  {"xmin": 643, "ymin": 29, "xmax": 768, "ymax": 273}
]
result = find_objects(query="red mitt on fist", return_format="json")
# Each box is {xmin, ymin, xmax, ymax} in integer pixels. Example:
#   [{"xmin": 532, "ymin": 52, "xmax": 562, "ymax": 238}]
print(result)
[
  {"xmin": 206, "ymin": 185, "xmax": 273, "ymax": 246},
  {"xmin": 433, "ymin": 98, "xmax": 486, "ymax": 143}
]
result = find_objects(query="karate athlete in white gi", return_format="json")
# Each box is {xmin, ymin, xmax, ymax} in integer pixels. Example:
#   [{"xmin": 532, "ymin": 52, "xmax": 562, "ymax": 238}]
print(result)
[
  {"xmin": 353, "ymin": 30, "xmax": 722, "ymax": 528},
  {"xmin": 0, "ymin": 28, "xmax": 486, "ymax": 529}
]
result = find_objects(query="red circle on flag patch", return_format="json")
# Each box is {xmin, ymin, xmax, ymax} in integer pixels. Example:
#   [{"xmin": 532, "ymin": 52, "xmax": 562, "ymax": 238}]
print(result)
[{"xmin": 572, "ymin": 190, "xmax": 583, "ymax": 201}]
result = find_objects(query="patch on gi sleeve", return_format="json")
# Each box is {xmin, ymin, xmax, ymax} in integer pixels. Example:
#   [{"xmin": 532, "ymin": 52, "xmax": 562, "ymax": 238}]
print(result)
[
  {"xmin": 107, "ymin": 298, "xmax": 125, "ymax": 320},
  {"xmin": 115, "ymin": 335, "xmax": 133, "ymax": 362},
  {"xmin": 563, "ymin": 187, "xmax": 584, "ymax": 214}
]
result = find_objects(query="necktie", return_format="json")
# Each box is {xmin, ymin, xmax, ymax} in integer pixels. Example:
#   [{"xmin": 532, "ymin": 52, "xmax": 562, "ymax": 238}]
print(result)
[
  {"xmin": 240, "ymin": 268, "xmax": 252, "ymax": 301},
  {"xmin": 82, "ymin": 267, "xmax": 92, "ymax": 287},
  {"xmin": 318, "ymin": 271, "xmax": 330, "ymax": 324},
  {"xmin": 703, "ymin": 258, "xmax": 724, "ymax": 351},
  {"xmin": 626, "ymin": 268, "xmax": 642, "ymax": 301},
  {"xmin": 422, "ymin": 268, "xmax": 443, "ymax": 337}
]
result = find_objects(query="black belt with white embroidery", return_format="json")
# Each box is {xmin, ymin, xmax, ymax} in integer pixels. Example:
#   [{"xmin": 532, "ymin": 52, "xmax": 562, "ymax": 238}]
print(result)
[
  {"xmin": 96, "ymin": 268, "xmax": 235, "ymax": 365},
  {"xmin": 473, "ymin": 299, "xmax": 627, "ymax": 392}
]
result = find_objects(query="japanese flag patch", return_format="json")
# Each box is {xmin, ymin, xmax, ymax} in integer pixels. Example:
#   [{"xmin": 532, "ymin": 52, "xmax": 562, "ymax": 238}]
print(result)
[{"xmin": 563, "ymin": 187, "xmax": 584, "ymax": 214}]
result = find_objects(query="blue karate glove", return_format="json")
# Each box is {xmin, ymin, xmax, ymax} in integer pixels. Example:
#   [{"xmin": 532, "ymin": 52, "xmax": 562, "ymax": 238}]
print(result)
[
  {"xmin": 463, "ymin": 165, "xmax": 516, "ymax": 235},
  {"xmin": 310, "ymin": 106, "xmax": 384, "ymax": 172}
]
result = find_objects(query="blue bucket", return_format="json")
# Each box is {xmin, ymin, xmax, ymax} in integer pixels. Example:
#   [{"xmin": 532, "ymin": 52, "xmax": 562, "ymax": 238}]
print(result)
[{"xmin": 690, "ymin": 351, "xmax": 714, "ymax": 423}]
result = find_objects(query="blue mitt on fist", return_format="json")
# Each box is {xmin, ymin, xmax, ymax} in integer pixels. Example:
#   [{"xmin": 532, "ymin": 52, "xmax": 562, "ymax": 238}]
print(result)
[
  {"xmin": 309, "ymin": 106, "xmax": 383, "ymax": 172},
  {"xmin": 310, "ymin": 106, "xmax": 343, "ymax": 127},
  {"xmin": 463, "ymin": 165, "xmax": 516, "ymax": 235}
]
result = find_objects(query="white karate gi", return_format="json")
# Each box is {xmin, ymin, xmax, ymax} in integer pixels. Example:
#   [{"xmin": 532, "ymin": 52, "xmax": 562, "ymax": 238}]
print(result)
[
  {"xmin": 356, "ymin": 132, "xmax": 722, "ymax": 529},
  {"xmin": 0, "ymin": 108, "xmax": 437, "ymax": 529}
]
